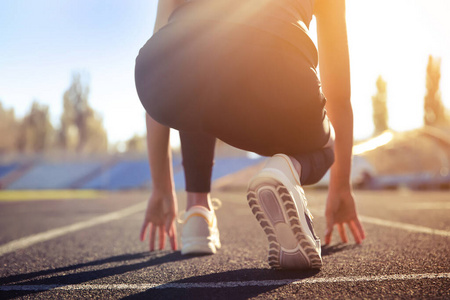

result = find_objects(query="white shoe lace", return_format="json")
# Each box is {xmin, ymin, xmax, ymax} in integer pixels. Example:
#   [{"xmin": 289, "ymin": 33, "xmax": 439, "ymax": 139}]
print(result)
[{"xmin": 211, "ymin": 198, "xmax": 222, "ymax": 210}]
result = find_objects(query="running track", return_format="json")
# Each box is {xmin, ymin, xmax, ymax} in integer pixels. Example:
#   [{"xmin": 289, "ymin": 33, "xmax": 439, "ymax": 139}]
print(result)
[{"xmin": 0, "ymin": 189, "xmax": 449, "ymax": 299}]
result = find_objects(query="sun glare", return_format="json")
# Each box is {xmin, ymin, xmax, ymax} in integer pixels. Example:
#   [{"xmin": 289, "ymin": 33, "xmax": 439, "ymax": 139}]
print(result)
[
  {"xmin": 353, "ymin": 131, "xmax": 394, "ymax": 155},
  {"xmin": 343, "ymin": 0, "xmax": 449, "ymax": 140}
]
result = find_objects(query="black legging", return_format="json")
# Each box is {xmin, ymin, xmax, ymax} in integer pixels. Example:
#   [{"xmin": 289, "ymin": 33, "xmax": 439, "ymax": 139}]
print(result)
[
  {"xmin": 178, "ymin": 131, "xmax": 334, "ymax": 192},
  {"xmin": 295, "ymin": 147, "xmax": 334, "ymax": 186},
  {"xmin": 135, "ymin": 14, "xmax": 334, "ymax": 193},
  {"xmin": 179, "ymin": 130, "xmax": 216, "ymax": 193}
]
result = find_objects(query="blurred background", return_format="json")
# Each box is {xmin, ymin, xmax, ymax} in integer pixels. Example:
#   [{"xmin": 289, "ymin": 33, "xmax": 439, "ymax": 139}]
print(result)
[{"xmin": 0, "ymin": 0, "xmax": 449, "ymax": 191}]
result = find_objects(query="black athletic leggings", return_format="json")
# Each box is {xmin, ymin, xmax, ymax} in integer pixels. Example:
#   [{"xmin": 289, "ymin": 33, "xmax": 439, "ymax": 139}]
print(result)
[{"xmin": 135, "ymin": 18, "xmax": 334, "ymax": 192}]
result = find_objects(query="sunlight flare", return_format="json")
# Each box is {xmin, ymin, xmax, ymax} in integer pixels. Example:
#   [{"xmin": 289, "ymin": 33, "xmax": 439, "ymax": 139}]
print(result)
[{"xmin": 353, "ymin": 131, "xmax": 394, "ymax": 155}]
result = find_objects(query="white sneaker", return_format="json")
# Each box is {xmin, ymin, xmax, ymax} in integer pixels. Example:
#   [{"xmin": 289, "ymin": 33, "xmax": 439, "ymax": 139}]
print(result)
[
  {"xmin": 247, "ymin": 154, "xmax": 322, "ymax": 269},
  {"xmin": 180, "ymin": 203, "xmax": 221, "ymax": 255}
]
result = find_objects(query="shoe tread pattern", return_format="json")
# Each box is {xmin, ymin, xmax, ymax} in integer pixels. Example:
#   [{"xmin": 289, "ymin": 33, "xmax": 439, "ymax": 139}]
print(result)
[{"xmin": 247, "ymin": 182, "xmax": 322, "ymax": 269}]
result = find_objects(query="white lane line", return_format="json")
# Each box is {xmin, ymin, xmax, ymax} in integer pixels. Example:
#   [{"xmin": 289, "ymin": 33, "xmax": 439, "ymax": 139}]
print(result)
[
  {"xmin": 308, "ymin": 208, "xmax": 450, "ymax": 237},
  {"xmin": 0, "ymin": 273, "xmax": 449, "ymax": 291},
  {"xmin": 391, "ymin": 202, "xmax": 450, "ymax": 210},
  {"xmin": 0, "ymin": 201, "xmax": 146, "ymax": 257},
  {"xmin": 358, "ymin": 215, "xmax": 450, "ymax": 237},
  {"xmin": 224, "ymin": 196, "xmax": 450, "ymax": 237}
]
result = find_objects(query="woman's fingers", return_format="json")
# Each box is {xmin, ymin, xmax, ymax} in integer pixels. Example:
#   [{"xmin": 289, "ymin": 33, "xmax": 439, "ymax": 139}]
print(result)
[
  {"xmin": 166, "ymin": 217, "xmax": 178, "ymax": 251},
  {"xmin": 140, "ymin": 221, "xmax": 148, "ymax": 242},
  {"xmin": 149, "ymin": 223, "xmax": 157, "ymax": 251},
  {"xmin": 324, "ymin": 212, "xmax": 335, "ymax": 245},
  {"xmin": 170, "ymin": 223, "xmax": 178, "ymax": 250},
  {"xmin": 354, "ymin": 218, "xmax": 366, "ymax": 240},
  {"xmin": 348, "ymin": 220, "xmax": 362, "ymax": 244},
  {"xmin": 142, "ymin": 213, "xmax": 178, "ymax": 252},
  {"xmin": 142, "ymin": 222, "xmax": 174, "ymax": 251},
  {"xmin": 159, "ymin": 226, "xmax": 166, "ymax": 250},
  {"xmin": 337, "ymin": 223, "xmax": 348, "ymax": 243},
  {"xmin": 324, "ymin": 221, "xmax": 333, "ymax": 245},
  {"xmin": 324, "ymin": 219, "xmax": 366, "ymax": 245}
]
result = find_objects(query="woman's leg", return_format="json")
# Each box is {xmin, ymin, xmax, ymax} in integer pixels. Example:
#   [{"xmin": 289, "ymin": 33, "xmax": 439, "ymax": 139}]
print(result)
[
  {"xmin": 292, "ymin": 147, "xmax": 334, "ymax": 185},
  {"xmin": 292, "ymin": 124, "xmax": 335, "ymax": 185},
  {"xmin": 179, "ymin": 130, "xmax": 216, "ymax": 210},
  {"xmin": 178, "ymin": 131, "xmax": 221, "ymax": 256}
]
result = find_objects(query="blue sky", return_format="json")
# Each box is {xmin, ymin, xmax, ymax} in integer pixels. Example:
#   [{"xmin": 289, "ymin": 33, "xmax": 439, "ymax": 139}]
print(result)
[
  {"xmin": 0, "ymin": 0, "xmax": 157, "ymax": 145},
  {"xmin": 0, "ymin": 0, "xmax": 449, "ymax": 146}
]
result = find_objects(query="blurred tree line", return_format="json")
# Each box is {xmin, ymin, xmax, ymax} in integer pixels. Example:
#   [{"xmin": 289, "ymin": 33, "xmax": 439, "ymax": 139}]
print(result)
[
  {"xmin": 372, "ymin": 75, "xmax": 388, "ymax": 136},
  {"xmin": 124, "ymin": 134, "xmax": 147, "ymax": 153},
  {"xmin": 0, "ymin": 72, "xmax": 108, "ymax": 155},
  {"xmin": 1, "ymin": 57, "xmax": 448, "ymax": 155},
  {"xmin": 424, "ymin": 55, "xmax": 448, "ymax": 126},
  {"xmin": 371, "ymin": 55, "xmax": 448, "ymax": 137}
]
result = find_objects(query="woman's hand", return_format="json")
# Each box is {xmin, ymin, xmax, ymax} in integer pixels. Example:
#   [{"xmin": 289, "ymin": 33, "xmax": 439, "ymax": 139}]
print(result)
[
  {"xmin": 325, "ymin": 186, "xmax": 365, "ymax": 245},
  {"xmin": 140, "ymin": 189, "xmax": 178, "ymax": 251}
]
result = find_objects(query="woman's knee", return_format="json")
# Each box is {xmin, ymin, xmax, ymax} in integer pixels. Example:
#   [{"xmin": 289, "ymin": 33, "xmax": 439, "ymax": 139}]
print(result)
[{"xmin": 294, "ymin": 147, "xmax": 335, "ymax": 186}]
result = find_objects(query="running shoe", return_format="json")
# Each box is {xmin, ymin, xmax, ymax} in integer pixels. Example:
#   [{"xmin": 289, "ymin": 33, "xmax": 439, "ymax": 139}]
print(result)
[
  {"xmin": 247, "ymin": 154, "xmax": 322, "ymax": 269},
  {"xmin": 180, "ymin": 201, "xmax": 221, "ymax": 255}
]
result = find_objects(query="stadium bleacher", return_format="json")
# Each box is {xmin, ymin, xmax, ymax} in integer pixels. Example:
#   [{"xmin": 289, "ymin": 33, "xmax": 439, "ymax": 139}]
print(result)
[{"xmin": 7, "ymin": 162, "xmax": 104, "ymax": 190}]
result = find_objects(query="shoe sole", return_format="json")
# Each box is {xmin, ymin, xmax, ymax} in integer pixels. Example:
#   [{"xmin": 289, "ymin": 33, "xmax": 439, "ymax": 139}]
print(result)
[{"xmin": 247, "ymin": 178, "xmax": 322, "ymax": 269}]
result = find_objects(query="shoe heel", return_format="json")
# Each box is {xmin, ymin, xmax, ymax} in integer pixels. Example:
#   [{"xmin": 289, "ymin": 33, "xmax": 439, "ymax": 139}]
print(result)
[
  {"xmin": 247, "ymin": 177, "xmax": 322, "ymax": 269},
  {"xmin": 247, "ymin": 182, "xmax": 281, "ymax": 268},
  {"xmin": 180, "ymin": 210, "xmax": 220, "ymax": 255},
  {"xmin": 181, "ymin": 237, "xmax": 216, "ymax": 255}
]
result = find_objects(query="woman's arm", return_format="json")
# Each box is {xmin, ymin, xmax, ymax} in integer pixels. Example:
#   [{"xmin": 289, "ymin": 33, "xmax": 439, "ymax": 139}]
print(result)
[
  {"xmin": 140, "ymin": 0, "xmax": 185, "ymax": 251},
  {"xmin": 140, "ymin": 114, "xmax": 178, "ymax": 251},
  {"xmin": 315, "ymin": 0, "xmax": 351, "ymax": 188},
  {"xmin": 145, "ymin": 113, "xmax": 174, "ymax": 198},
  {"xmin": 314, "ymin": 0, "xmax": 365, "ymax": 244},
  {"xmin": 147, "ymin": 0, "xmax": 185, "ymax": 193}
]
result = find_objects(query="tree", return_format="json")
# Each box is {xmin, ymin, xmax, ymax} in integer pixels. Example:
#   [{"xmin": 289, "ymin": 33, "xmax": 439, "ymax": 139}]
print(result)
[
  {"xmin": 372, "ymin": 75, "xmax": 389, "ymax": 136},
  {"xmin": 17, "ymin": 101, "xmax": 54, "ymax": 153},
  {"xmin": 58, "ymin": 88, "xmax": 78, "ymax": 151},
  {"xmin": 0, "ymin": 101, "xmax": 20, "ymax": 154},
  {"xmin": 83, "ymin": 109, "xmax": 108, "ymax": 153},
  {"xmin": 424, "ymin": 55, "xmax": 446, "ymax": 126},
  {"xmin": 125, "ymin": 134, "xmax": 146, "ymax": 153},
  {"xmin": 58, "ymin": 72, "xmax": 108, "ymax": 153}
]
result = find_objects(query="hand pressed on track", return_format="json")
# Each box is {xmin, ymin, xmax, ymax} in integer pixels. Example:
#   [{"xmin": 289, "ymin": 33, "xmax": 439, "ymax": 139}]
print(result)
[
  {"xmin": 140, "ymin": 190, "xmax": 178, "ymax": 251},
  {"xmin": 325, "ymin": 187, "xmax": 365, "ymax": 245}
]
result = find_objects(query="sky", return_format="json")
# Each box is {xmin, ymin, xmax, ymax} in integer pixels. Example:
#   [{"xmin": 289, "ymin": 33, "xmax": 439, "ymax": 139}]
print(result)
[{"xmin": 0, "ymin": 0, "xmax": 449, "ymax": 147}]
